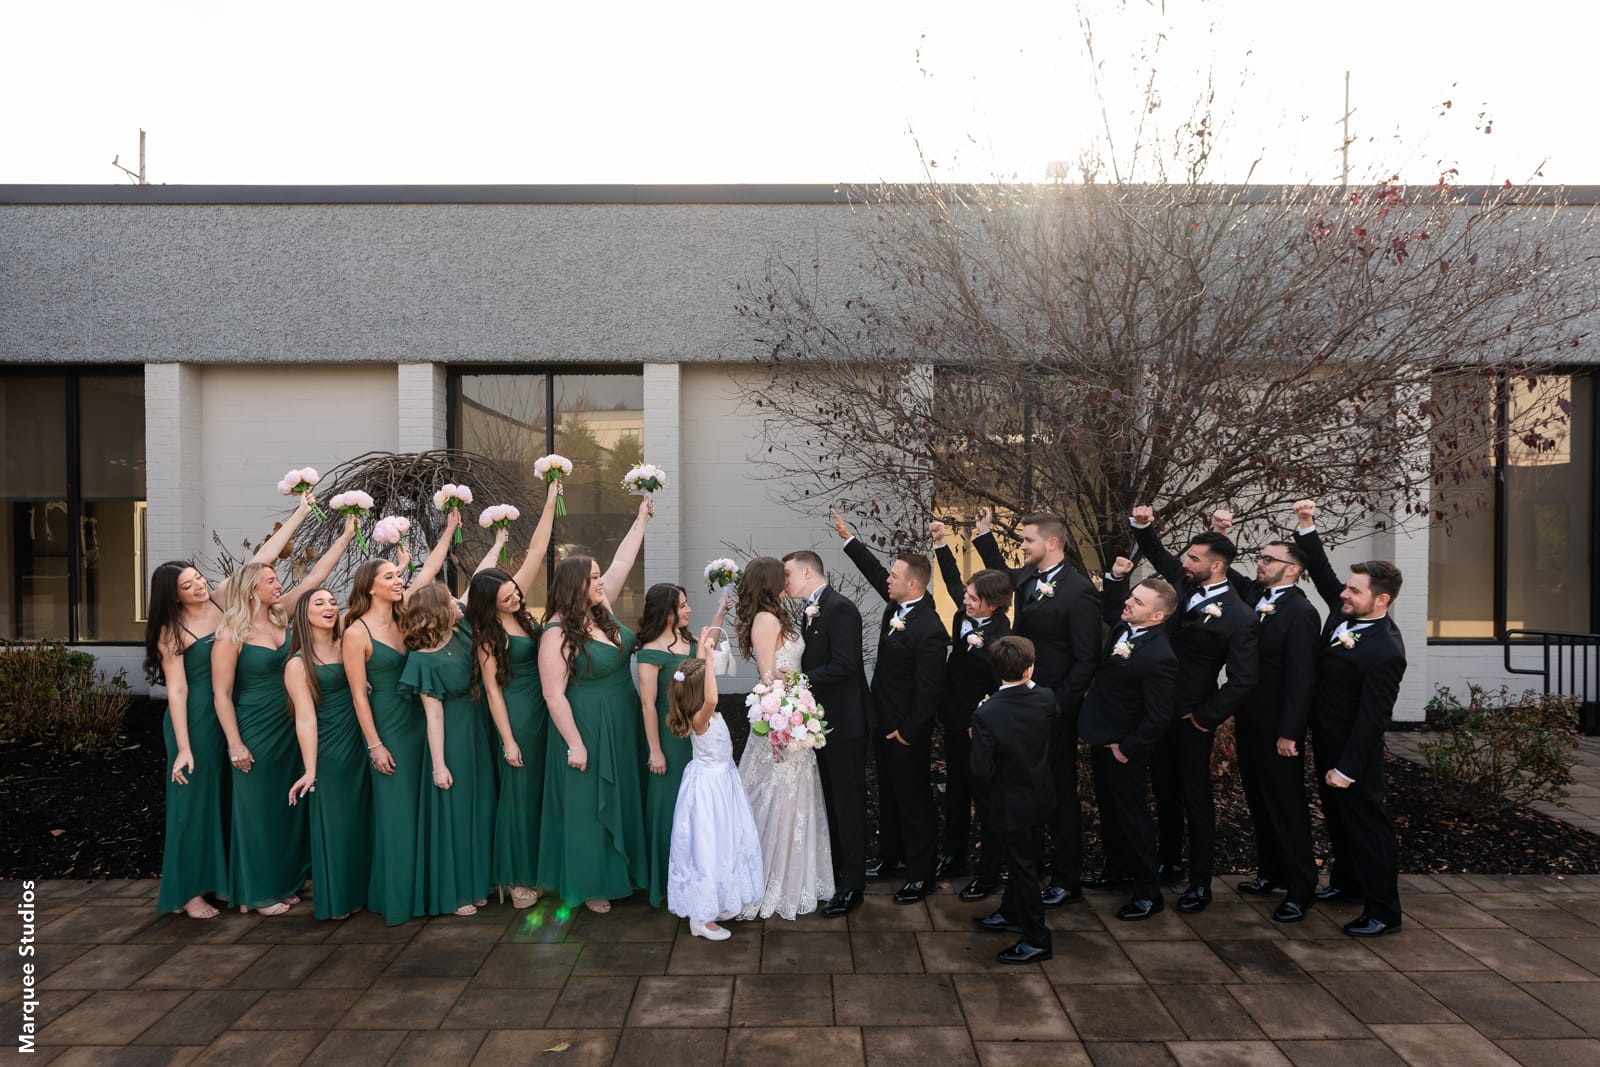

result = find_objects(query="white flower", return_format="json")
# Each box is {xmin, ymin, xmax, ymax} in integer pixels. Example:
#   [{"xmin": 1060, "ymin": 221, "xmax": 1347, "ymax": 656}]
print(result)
[
  {"xmin": 966, "ymin": 632, "xmax": 984, "ymax": 648},
  {"xmin": 805, "ymin": 604, "xmax": 820, "ymax": 620},
  {"xmin": 1112, "ymin": 640, "xmax": 1133, "ymax": 659},
  {"xmin": 330, "ymin": 490, "xmax": 374, "ymax": 511},
  {"xmin": 1202, "ymin": 602, "xmax": 1224, "ymax": 622},
  {"xmin": 1336, "ymin": 631, "xmax": 1360, "ymax": 649},
  {"xmin": 888, "ymin": 615, "xmax": 906, "ymax": 633},
  {"xmin": 299, "ymin": 468, "xmax": 320, "ymax": 485},
  {"xmin": 672, "ymin": 670, "xmax": 686, "ymax": 682},
  {"xmin": 1257, "ymin": 601, "xmax": 1277, "ymax": 618},
  {"xmin": 1036, "ymin": 580, "xmax": 1055, "ymax": 598},
  {"xmin": 479, "ymin": 503, "xmax": 520, "ymax": 528},
  {"xmin": 434, "ymin": 483, "xmax": 473, "ymax": 510}
]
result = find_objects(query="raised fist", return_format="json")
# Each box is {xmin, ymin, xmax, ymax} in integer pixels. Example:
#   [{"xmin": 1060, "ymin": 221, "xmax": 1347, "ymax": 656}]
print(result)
[
  {"xmin": 1211, "ymin": 509, "xmax": 1234, "ymax": 535},
  {"xmin": 974, "ymin": 507, "xmax": 993, "ymax": 536},
  {"xmin": 929, "ymin": 520, "xmax": 947, "ymax": 547},
  {"xmin": 1131, "ymin": 504, "xmax": 1155, "ymax": 527},
  {"xmin": 1293, "ymin": 499, "xmax": 1316, "ymax": 528},
  {"xmin": 1111, "ymin": 556, "xmax": 1135, "ymax": 579}
]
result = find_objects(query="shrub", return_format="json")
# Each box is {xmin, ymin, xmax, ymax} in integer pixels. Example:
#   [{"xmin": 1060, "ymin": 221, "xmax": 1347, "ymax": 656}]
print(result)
[
  {"xmin": 0, "ymin": 641, "xmax": 132, "ymax": 757},
  {"xmin": 1420, "ymin": 684, "xmax": 1581, "ymax": 817}
]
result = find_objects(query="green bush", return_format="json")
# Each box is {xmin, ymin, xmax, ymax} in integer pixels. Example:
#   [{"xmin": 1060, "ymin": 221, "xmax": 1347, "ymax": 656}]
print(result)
[
  {"xmin": 0, "ymin": 641, "xmax": 131, "ymax": 757},
  {"xmin": 1420, "ymin": 684, "xmax": 1581, "ymax": 817}
]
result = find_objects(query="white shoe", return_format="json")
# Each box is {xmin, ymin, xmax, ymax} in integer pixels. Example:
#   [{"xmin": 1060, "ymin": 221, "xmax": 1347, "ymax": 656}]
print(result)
[{"xmin": 690, "ymin": 919, "xmax": 731, "ymax": 941}]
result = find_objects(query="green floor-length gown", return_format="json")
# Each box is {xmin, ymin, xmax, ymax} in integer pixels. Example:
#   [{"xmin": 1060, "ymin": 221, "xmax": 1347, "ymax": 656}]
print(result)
[
  {"xmin": 228, "ymin": 634, "xmax": 310, "ymax": 910},
  {"xmin": 157, "ymin": 632, "xmax": 231, "ymax": 913},
  {"xmin": 536, "ymin": 617, "xmax": 648, "ymax": 904},
  {"xmin": 305, "ymin": 656, "xmax": 373, "ymax": 920},
  {"xmin": 492, "ymin": 632, "xmax": 548, "ymax": 890},
  {"xmin": 402, "ymin": 624, "xmax": 495, "ymax": 915},
  {"xmin": 637, "ymin": 641, "xmax": 695, "ymax": 908},
  {"xmin": 359, "ymin": 620, "xmax": 427, "ymax": 926}
]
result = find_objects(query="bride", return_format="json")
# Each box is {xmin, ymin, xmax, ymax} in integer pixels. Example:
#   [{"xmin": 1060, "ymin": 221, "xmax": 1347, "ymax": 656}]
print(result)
[{"xmin": 734, "ymin": 557, "xmax": 835, "ymax": 920}]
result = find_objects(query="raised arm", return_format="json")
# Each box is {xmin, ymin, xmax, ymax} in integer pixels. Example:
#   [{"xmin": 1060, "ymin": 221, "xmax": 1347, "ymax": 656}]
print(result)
[
  {"xmin": 510, "ymin": 480, "xmax": 562, "ymax": 593},
  {"xmin": 212, "ymin": 493, "xmax": 316, "ymax": 606},
  {"xmin": 407, "ymin": 510, "xmax": 460, "ymax": 597},
  {"xmin": 285, "ymin": 657, "xmax": 319, "ymax": 805},
  {"xmin": 931, "ymin": 522, "xmax": 967, "ymax": 603},
  {"xmin": 1291, "ymin": 500, "xmax": 1344, "ymax": 611},
  {"xmin": 282, "ymin": 515, "xmax": 356, "ymax": 613},
  {"xmin": 539, "ymin": 623, "xmax": 587, "ymax": 772},
  {"xmin": 836, "ymin": 510, "xmax": 891, "ymax": 603},
  {"xmin": 600, "ymin": 498, "xmax": 653, "ymax": 605},
  {"xmin": 1129, "ymin": 505, "xmax": 1184, "ymax": 588},
  {"xmin": 1104, "ymin": 556, "xmax": 1135, "ymax": 627},
  {"xmin": 971, "ymin": 506, "xmax": 1014, "ymax": 577}
]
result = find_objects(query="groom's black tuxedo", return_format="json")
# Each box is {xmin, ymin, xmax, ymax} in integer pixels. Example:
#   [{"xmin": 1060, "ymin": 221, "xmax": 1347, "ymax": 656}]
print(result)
[
  {"xmin": 801, "ymin": 582, "xmax": 874, "ymax": 892},
  {"xmin": 973, "ymin": 532, "xmax": 1100, "ymax": 890},
  {"xmin": 1295, "ymin": 528, "xmax": 1408, "ymax": 924},
  {"xmin": 843, "ymin": 538, "xmax": 948, "ymax": 883}
]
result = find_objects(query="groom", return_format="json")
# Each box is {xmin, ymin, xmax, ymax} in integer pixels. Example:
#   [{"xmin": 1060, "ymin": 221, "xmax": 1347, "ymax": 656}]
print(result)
[{"xmin": 783, "ymin": 548, "xmax": 874, "ymax": 917}]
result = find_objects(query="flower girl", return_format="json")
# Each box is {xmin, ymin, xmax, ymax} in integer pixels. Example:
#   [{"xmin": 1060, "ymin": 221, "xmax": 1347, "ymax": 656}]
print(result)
[{"xmin": 666, "ymin": 639, "xmax": 765, "ymax": 940}]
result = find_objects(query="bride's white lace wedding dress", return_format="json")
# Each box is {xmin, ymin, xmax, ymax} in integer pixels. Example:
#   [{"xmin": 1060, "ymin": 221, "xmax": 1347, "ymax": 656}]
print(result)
[{"xmin": 737, "ymin": 634, "xmax": 835, "ymax": 920}]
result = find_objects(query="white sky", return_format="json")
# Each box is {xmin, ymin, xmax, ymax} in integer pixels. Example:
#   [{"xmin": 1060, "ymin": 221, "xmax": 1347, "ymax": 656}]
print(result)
[{"xmin": 2, "ymin": 0, "xmax": 1592, "ymax": 187}]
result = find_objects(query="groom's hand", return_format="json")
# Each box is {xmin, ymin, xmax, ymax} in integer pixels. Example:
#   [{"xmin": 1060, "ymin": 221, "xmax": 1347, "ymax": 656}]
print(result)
[{"xmin": 829, "ymin": 508, "xmax": 853, "ymax": 541}]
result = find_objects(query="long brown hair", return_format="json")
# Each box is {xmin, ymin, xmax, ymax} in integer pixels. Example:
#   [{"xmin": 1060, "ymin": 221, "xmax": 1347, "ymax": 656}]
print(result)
[
  {"xmin": 345, "ymin": 558, "xmax": 404, "ymax": 628},
  {"xmin": 402, "ymin": 582, "xmax": 456, "ymax": 651},
  {"xmin": 667, "ymin": 657, "xmax": 708, "ymax": 739},
  {"xmin": 466, "ymin": 568, "xmax": 536, "ymax": 699},
  {"xmin": 735, "ymin": 556, "xmax": 795, "ymax": 659},
  {"xmin": 287, "ymin": 587, "xmax": 342, "ymax": 708},
  {"xmin": 544, "ymin": 556, "xmax": 621, "ymax": 676},
  {"xmin": 636, "ymin": 583, "xmax": 690, "ymax": 646}
]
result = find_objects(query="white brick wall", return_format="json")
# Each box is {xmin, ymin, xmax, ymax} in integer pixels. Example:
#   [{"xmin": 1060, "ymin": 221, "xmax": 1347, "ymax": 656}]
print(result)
[
  {"xmin": 642, "ymin": 364, "xmax": 681, "ymax": 593},
  {"xmin": 397, "ymin": 363, "xmax": 447, "ymax": 452},
  {"xmin": 144, "ymin": 363, "xmax": 204, "ymax": 577}
]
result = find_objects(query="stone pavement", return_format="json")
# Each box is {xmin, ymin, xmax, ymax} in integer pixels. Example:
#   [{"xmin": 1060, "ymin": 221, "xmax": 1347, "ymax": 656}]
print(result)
[{"xmin": 7, "ymin": 872, "xmax": 1600, "ymax": 1066}]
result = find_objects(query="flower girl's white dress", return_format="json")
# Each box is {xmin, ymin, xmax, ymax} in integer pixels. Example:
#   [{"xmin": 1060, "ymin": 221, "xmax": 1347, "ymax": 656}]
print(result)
[{"xmin": 666, "ymin": 713, "xmax": 765, "ymax": 924}]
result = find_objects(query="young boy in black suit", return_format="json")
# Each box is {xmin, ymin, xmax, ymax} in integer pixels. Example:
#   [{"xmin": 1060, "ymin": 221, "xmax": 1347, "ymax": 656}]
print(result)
[{"xmin": 970, "ymin": 636, "xmax": 1060, "ymax": 963}]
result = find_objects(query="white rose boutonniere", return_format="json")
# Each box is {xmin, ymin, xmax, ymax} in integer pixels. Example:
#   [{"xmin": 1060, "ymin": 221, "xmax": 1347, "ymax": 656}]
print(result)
[
  {"xmin": 965, "ymin": 632, "xmax": 984, "ymax": 649},
  {"xmin": 1036, "ymin": 580, "xmax": 1056, "ymax": 599},
  {"xmin": 888, "ymin": 615, "xmax": 907, "ymax": 633},
  {"xmin": 1257, "ymin": 601, "xmax": 1276, "ymax": 621},
  {"xmin": 1201, "ymin": 602, "xmax": 1224, "ymax": 623},
  {"xmin": 1336, "ymin": 630, "xmax": 1361, "ymax": 649},
  {"xmin": 805, "ymin": 603, "xmax": 820, "ymax": 622},
  {"xmin": 1112, "ymin": 639, "xmax": 1133, "ymax": 659}
]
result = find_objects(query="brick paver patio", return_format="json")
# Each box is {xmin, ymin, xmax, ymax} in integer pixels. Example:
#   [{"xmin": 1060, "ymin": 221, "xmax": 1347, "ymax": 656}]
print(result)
[{"xmin": 8, "ymin": 869, "xmax": 1600, "ymax": 1066}]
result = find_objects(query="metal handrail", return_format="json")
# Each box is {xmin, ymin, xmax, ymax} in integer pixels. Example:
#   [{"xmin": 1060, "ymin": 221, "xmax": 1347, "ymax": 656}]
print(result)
[{"xmin": 1503, "ymin": 629, "xmax": 1600, "ymax": 705}]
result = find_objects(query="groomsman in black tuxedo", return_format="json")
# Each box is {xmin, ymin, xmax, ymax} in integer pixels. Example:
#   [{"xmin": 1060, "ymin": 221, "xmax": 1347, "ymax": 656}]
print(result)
[
  {"xmin": 970, "ymin": 636, "xmax": 1059, "ymax": 963},
  {"xmin": 1292, "ymin": 500, "xmax": 1408, "ymax": 936},
  {"xmin": 930, "ymin": 520, "xmax": 1014, "ymax": 900},
  {"xmin": 783, "ymin": 549, "xmax": 874, "ymax": 917},
  {"xmin": 973, "ymin": 509, "xmax": 1100, "ymax": 906},
  {"xmin": 834, "ymin": 510, "xmax": 949, "ymax": 904},
  {"xmin": 1207, "ymin": 508, "xmax": 1321, "ymax": 922},
  {"xmin": 1113, "ymin": 505, "xmax": 1258, "ymax": 914},
  {"xmin": 1079, "ymin": 575, "xmax": 1180, "ymax": 920}
]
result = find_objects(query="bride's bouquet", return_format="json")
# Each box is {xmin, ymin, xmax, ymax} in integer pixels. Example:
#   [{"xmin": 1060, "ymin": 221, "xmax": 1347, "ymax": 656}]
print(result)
[{"xmin": 746, "ymin": 669, "xmax": 829, "ymax": 757}]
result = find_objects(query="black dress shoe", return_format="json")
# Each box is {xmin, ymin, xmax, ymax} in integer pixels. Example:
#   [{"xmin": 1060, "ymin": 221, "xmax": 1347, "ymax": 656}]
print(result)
[
  {"xmin": 1315, "ymin": 885, "xmax": 1361, "ymax": 902},
  {"xmin": 820, "ymin": 889, "xmax": 861, "ymax": 917},
  {"xmin": 973, "ymin": 910, "xmax": 1021, "ymax": 933},
  {"xmin": 1236, "ymin": 877, "xmax": 1285, "ymax": 896},
  {"xmin": 893, "ymin": 880, "xmax": 929, "ymax": 905},
  {"xmin": 1116, "ymin": 896, "xmax": 1164, "ymax": 921},
  {"xmin": 934, "ymin": 854, "xmax": 961, "ymax": 879},
  {"xmin": 865, "ymin": 859, "xmax": 905, "ymax": 879},
  {"xmin": 1157, "ymin": 863, "xmax": 1186, "ymax": 883},
  {"xmin": 959, "ymin": 877, "xmax": 1001, "ymax": 902},
  {"xmin": 1343, "ymin": 913, "xmax": 1401, "ymax": 937},
  {"xmin": 1176, "ymin": 884, "xmax": 1212, "ymax": 914},
  {"xmin": 1083, "ymin": 872, "xmax": 1135, "ymax": 891},
  {"xmin": 998, "ymin": 940, "xmax": 1053, "ymax": 964},
  {"xmin": 1272, "ymin": 901, "xmax": 1308, "ymax": 923},
  {"xmin": 1040, "ymin": 883, "xmax": 1082, "ymax": 908}
]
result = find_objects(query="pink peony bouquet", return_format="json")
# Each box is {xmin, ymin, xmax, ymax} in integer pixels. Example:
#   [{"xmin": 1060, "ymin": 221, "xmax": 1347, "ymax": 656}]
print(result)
[
  {"xmin": 370, "ymin": 514, "xmax": 411, "ymax": 548},
  {"xmin": 745, "ymin": 669, "xmax": 829, "ymax": 757},
  {"xmin": 621, "ymin": 463, "xmax": 667, "ymax": 498},
  {"xmin": 433, "ymin": 483, "xmax": 473, "ymax": 543},
  {"xmin": 534, "ymin": 454, "xmax": 573, "ymax": 516},
  {"xmin": 329, "ymin": 490, "xmax": 375, "ymax": 551},
  {"xmin": 479, "ymin": 503, "xmax": 521, "ymax": 563},
  {"xmin": 276, "ymin": 467, "xmax": 325, "ymax": 519},
  {"xmin": 704, "ymin": 557, "xmax": 741, "ymax": 595}
]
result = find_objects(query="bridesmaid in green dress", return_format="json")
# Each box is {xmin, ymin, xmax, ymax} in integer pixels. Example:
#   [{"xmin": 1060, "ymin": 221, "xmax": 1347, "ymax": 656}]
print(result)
[
  {"xmin": 344, "ymin": 510, "xmax": 459, "ymax": 926},
  {"xmin": 286, "ymin": 588, "xmax": 371, "ymax": 920},
  {"xmin": 635, "ymin": 583, "xmax": 729, "ymax": 908},
  {"xmin": 537, "ymin": 499, "xmax": 655, "ymax": 913},
  {"xmin": 469, "ymin": 481, "xmax": 562, "ymax": 908},
  {"xmin": 145, "ymin": 496, "xmax": 320, "ymax": 918},
  {"xmin": 402, "ymin": 582, "xmax": 495, "ymax": 916},
  {"xmin": 212, "ymin": 516, "xmax": 355, "ymax": 915}
]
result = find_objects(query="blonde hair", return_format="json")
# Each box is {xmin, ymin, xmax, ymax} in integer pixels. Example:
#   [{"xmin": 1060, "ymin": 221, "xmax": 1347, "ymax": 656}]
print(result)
[
  {"xmin": 666, "ymin": 658, "xmax": 709, "ymax": 739},
  {"xmin": 403, "ymin": 582, "xmax": 457, "ymax": 651},
  {"xmin": 220, "ymin": 562, "xmax": 289, "ymax": 645}
]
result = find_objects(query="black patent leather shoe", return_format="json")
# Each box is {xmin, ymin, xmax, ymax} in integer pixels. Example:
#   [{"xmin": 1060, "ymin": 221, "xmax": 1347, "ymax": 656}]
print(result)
[
  {"xmin": 1116, "ymin": 896, "xmax": 1164, "ymax": 921},
  {"xmin": 893, "ymin": 880, "xmax": 929, "ymax": 905},
  {"xmin": 1272, "ymin": 901, "xmax": 1308, "ymax": 923},
  {"xmin": 1236, "ymin": 877, "xmax": 1285, "ymax": 896},
  {"xmin": 934, "ymin": 854, "xmax": 961, "ymax": 879},
  {"xmin": 1176, "ymin": 884, "xmax": 1212, "ymax": 914},
  {"xmin": 959, "ymin": 877, "xmax": 1001, "ymax": 902},
  {"xmin": 998, "ymin": 940, "xmax": 1053, "ymax": 964},
  {"xmin": 1083, "ymin": 871, "xmax": 1135, "ymax": 891},
  {"xmin": 973, "ymin": 910, "xmax": 1021, "ymax": 933},
  {"xmin": 820, "ymin": 889, "xmax": 861, "ymax": 917},
  {"xmin": 1040, "ymin": 883, "xmax": 1082, "ymax": 908},
  {"xmin": 1343, "ymin": 913, "xmax": 1401, "ymax": 937},
  {"xmin": 1157, "ymin": 863, "xmax": 1186, "ymax": 883},
  {"xmin": 866, "ymin": 858, "xmax": 905, "ymax": 880},
  {"xmin": 1315, "ymin": 885, "xmax": 1361, "ymax": 902}
]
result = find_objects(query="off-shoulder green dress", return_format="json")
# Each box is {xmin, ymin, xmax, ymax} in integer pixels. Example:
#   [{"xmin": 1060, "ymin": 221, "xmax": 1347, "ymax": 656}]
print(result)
[
  {"xmin": 637, "ymin": 640, "xmax": 696, "ymax": 908},
  {"xmin": 157, "ymin": 630, "xmax": 230, "ymax": 913}
]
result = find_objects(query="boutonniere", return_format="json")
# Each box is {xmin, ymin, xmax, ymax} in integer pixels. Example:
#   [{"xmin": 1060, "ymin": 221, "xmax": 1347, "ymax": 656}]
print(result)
[
  {"xmin": 1257, "ymin": 602, "xmax": 1276, "ymax": 620},
  {"xmin": 805, "ymin": 603, "xmax": 820, "ymax": 622},
  {"xmin": 1336, "ymin": 630, "xmax": 1361, "ymax": 649},
  {"xmin": 1201, "ymin": 602, "xmax": 1223, "ymax": 623},
  {"xmin": 1112, "ymin": 639, "xmax": 1133, "ymax": 659},
  {"xmin": 1036, "ymin": 580, "xmax": 1056, "ymax": 599},
  {"xmin": 976, "ymin": 692, "xmax": 993, "ymax": 708},
  {"xmin": 888, "ymin": 615, "xmax": 906, "ymax": 633},
  {"xmin": 965, "ymin": 632, "xmax": 984, "ymax": 649}
]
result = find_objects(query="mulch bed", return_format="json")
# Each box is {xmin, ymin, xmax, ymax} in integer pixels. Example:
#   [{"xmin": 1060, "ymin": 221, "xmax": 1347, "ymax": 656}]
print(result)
[{"xmin": 3, "ymin": 697, "xmax": 1597, "ymax": 880}]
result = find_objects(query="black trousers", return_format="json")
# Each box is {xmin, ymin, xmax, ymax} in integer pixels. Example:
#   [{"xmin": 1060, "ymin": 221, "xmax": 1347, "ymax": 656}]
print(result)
[
  {"xmin": 1047, "ymin": 703, "xmax": 1082, "ymax": 889},
  {"xmin": 941, "ymin": 712, "xmax": 974, "ymax": 863},
  {"xmin": 874, "ymin": 732, "xmax": 939, "ymax": 882},
  {"xmin": 998, "ymin": 821, "xmax": 1050, "ymax": 950},
  {"xmin": 1237, "ymin": 720, "xmax": 1317, "ymax": 905},
  {"xmin": 1312, "ymin": 725, "xmax": 1401, "ymax": 923},
  {"xmin": 1090, "ymin": 745, "xmax": 1160, "ymax": 902},
  {"xmin": 1151, "ymin": 715, "xmax": 1217, "ymax": 884},
  {"xmin": 818, "ymin": 733, "xmax": 868, "ymax": 892}
]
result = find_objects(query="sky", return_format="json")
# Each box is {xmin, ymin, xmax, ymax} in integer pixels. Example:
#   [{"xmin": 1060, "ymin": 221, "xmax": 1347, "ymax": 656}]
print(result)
[{"xmin": 2, "ymin": 0, "xmax": 1592, "ymax": 188}]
